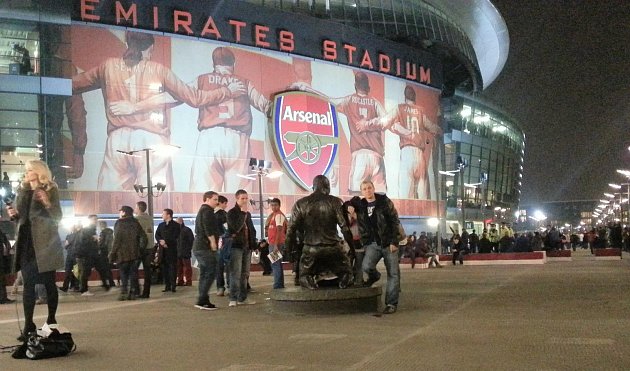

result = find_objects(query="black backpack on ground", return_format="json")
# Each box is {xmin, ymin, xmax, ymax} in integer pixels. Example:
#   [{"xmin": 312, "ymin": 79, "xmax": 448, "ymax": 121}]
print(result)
[{"xmin": 12, "ymin": 329, "xmax": 76, "ymax": 360}]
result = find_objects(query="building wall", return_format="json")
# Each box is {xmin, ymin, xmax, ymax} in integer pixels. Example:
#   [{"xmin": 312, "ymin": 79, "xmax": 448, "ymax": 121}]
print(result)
[
  {"xmin": 66, "ymin": 24, "xmax": 443, "ymax": 219},
  {"xmin": 1, "ymin": 1, "xmax": 450, "ymax": 226},
  {"xmin": 0, "ymin": 0, "xmax": 517, "ymax": 239},
  {"xmin": 440, "ymin": 92, "xmax": 525, "ymax": 232}
]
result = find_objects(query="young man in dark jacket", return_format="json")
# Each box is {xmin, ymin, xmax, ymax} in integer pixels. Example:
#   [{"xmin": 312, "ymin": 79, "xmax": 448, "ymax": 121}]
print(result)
[
  {"xmin": 155, "ymin": 208, "xmax": 180, "ymax": 293},
  {"xmin": 109, "ymin": 206, "xmax": 147, "ymax": 300},
  {"xmin": 97, "ymin": 220, "xmax": 116, "ymax": 288},
  {"xmin": 76, "ymin": 215, "xmax": 111, "ymax": 296},
  {"xmin": 226, "ymin": 189, "xmax": 257, "ymax": 307},
  {"xmin": 356, "ymin": 180, "xmax": 402, "ymax": 314},
  {"xmin": 215, "ymin": 195, "xmax": 230, "ymax": 296},
  {"xmin": 0, "ymin": 230, "xmax": 13, "ymax": 304},
  {"xmin": 192, "ymin": 191, "xmax": 220, "ymax": 310},
  {"xmin": 176, "ymin": 217, "xmax": 194, "ymax": 286}
]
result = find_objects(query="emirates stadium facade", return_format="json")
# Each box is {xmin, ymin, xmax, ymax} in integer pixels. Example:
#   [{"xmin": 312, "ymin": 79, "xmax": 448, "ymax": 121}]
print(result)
[{"xmin": 0, "ymin": 0, "xmax": 522, "ymax": 238}]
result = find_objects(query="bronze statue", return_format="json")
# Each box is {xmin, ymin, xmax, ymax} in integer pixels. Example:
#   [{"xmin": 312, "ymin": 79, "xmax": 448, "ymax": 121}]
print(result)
[{"xmin": 285, "ymin": 175, "xmax": 354, "ymax": 289}]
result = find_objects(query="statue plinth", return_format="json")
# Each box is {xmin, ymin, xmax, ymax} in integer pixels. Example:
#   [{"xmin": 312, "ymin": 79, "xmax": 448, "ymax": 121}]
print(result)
[{"xmin": 269, "ymin": 285, "xmax": 382, "ymax": 314}]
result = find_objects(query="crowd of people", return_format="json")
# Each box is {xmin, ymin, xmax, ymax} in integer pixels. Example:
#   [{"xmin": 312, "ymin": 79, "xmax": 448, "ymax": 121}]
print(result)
[
  {"xmin": 8, "ymin": 160, "xmax": 630, "ymax": 339},
  {"xmin": 2, "ymin": 174, "xmax": 406, "ymax": 319}
]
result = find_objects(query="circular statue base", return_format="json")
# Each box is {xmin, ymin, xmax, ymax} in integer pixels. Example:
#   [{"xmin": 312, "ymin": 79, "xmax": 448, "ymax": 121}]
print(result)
[{"xmin": 269, "ymin": 285, "xmax": 382, "ymax": 314}]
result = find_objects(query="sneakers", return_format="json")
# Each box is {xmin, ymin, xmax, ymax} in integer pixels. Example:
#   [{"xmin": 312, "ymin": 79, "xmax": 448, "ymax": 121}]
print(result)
[
  {"xmin": 237, "ymin": 299, "xmax": 256, "ymax": 305},
  {"xmin": 81, "ymin": 291, "xmax": 94, "ymax": 297},
  {"xmin": 194, "ymin": 303, "xmax": 218, "ymax": 311},
  {"xmin": 228, "ymin": 301, "xmax": 237, "ymax": 307},
  {"xmin": 383, "ymin": 305, "xmax": 397, "ymax": 314},
  {"xmin": 364, "ymin": 272, "xmax": 381, "ymax": 287},
  {"xmin": 216, "ymin": 288, "xmax": 225, "ymax": 297}
]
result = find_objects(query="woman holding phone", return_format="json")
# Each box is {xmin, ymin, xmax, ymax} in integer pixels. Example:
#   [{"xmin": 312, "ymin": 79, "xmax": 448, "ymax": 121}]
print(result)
[{"xmin": 7, "ymin": 160, "xmax": 64, "ymax": 340}]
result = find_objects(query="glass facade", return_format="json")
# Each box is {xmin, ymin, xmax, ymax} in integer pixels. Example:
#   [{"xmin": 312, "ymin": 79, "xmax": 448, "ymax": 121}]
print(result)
[
  {"xmin": 0, "ymin": 11, "xmax": 73, "ymax": 196},
  {"xmin": 0, "ymin": 0, "xmax": 518, "ymax": 240},
  {"xmin": 440, "ymin": 92, "xmax": 525, "ymax": 226}
]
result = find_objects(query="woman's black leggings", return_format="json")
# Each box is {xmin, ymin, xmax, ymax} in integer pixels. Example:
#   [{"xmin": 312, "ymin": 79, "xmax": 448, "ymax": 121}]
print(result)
[{"xmin": 21, "ymin": 259, "xmax": 58, "ymax": 333}]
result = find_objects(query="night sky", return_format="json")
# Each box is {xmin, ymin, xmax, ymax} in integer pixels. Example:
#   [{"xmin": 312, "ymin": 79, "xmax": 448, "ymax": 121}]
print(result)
[{"xmin": 482, "ymin": 1, "xmax": 630, "ymax": 205}]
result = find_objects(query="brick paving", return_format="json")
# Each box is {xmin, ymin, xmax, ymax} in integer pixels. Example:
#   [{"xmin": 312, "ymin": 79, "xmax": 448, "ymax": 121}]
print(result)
[{"xmin": 1, "ymin": 249, "xmax": 629, "ymax": 370}]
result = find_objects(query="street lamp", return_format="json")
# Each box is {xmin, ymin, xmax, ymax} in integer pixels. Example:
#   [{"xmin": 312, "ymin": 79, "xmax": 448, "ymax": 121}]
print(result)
[
  {"xmin": 439, "ymin": 155, "xmax": 468, "ymax": 233},
  {"xmin": 116, "ymin": 144, "xmax": 180, "ymax": 222},
  {"xmin": 477, "ymin": 172, "xmax": 489, "ymax": 229},
  {"xmin": 616, "ymin": 170, "xmax": 630, "ymax": 226},
  {"xmin": 456, "ymin": 156, "xmax": 468, "ymax": 232},
  {"xmin": 610, "ymin": 177, "xmax": 630, "ymax": 226},
  {"xmin": 238, "ymin": 157, "xmax": 283, "ymax": 239}
]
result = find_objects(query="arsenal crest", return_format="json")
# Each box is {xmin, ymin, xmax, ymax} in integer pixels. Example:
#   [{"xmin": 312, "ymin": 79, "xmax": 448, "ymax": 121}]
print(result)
[{"xmin": 271, "ymin": 92, "xmax": 340, "ymax": 190}]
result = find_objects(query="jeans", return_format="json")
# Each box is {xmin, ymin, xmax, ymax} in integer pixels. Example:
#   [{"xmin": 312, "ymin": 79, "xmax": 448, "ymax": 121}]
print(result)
[
  {"xmin": 270, "ymin": 244, "xmax": 285, "ymax": 289},
  {"xmin": 228, "ymin": 248, "xmax": 251, "ymax": 302},
  {"xmin": 21, "ymin": 259, "xmax": 58, "ymax": 333},
  {"xmin": 194, "ymin": 249, "xmax": 217, "ymax": 304},
  {"xmin": 362, "ymin": 242, "xmax": 400, "ymax": 307},
  {"xmin": 217, "ymin": 237, "xmax": 232, "ymax": 290},
  {"xmin": 118, "ymin": 260, "xmax": 139, "ymax": 296},
  {"xmin": 139, "ymin": 249, "xmax": 153, "ymax": 297},
  {"xmin": 452, "ymin": 250, "xmax": 465, "ymax": 265},
  {"xmin": 353, "ymin": 249, "xmax": 365, "ymax": 285}
]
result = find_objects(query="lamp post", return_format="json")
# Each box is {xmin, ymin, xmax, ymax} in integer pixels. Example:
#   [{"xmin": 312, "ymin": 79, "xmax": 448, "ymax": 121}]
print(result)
[
  {"xmin": 238, "ymin": 157, "xmax": 283, "ymax": 239},
  {"xmin": 456, "ymin": 156, "xmax": 468, "ymax": 232},
  {"xmin": 439, "ymin": 154, "xmax": 468, "ymax": 234},
  {"xmin": 479, "ymin": 172, "xmax": 488, "ymax": 229},
  {"xmin": 610, "ymin": 179, "xmax": 630, "ymax": 226},
  {"xmin": 615, "ymin": 169, "xmax": 630, "ymax": 226},
  {"xmin": 117, "ymin": 144, "xmax": 179, "ymax": 221}
]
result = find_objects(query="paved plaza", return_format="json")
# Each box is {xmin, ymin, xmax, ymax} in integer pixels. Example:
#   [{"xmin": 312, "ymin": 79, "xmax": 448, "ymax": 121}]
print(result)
[{"xmin": 1, "ymin": 249, "xmax": 629, "ymax": 370}]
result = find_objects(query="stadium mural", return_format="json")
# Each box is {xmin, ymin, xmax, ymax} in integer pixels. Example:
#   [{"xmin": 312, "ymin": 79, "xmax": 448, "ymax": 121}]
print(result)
[{"xmin": 63, "ymin": 24, "xmax": 442, "ymax": 217}]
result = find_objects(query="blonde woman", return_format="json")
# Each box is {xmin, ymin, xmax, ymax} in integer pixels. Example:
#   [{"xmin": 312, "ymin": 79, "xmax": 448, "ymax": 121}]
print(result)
[{"xmin": 6, "ymin": 160, "xmax": 64, "ymax": 341}]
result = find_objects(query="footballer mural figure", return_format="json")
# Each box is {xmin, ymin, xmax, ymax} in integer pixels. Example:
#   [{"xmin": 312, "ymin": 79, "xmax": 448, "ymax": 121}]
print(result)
[
  {"xmin": 330, "ymin": 72, "xmax": 387, "ymax": 193},
  {"xmin": 190, "ymin": 47, "xmax": 272, "ymax": 192},
  {"xmin": 359, "ymin": 85, "xmax": 441, "ymax": 199},
  {"xmin": 73, "ymin": 31, "xmax": 244, "ymax": 191}
]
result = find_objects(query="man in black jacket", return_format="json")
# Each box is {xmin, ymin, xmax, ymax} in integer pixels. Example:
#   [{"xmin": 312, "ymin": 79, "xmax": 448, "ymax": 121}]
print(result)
[
  {"xmin": 215, "ymin": 195, "xmax": 230, "ymax": 296},
  {"xmin": 75, "ymin": 215, "xmax": 111, "ymax": 296},
  {"xmin": 109, "ymin": 205, "xmax": 147, "ymax": 300},
  {"xmin": 155, "ymin": 209, "xmax": 180, "ymax": 293},
  {"xmin": 192, "ymin": 191, "xmax": 220, "ymax": 310},
  {"xmin": 356, "ymin": 180, "xmax": 402, "ymax": 314},
  {"xmin": 97, "ymin": 220, "xmax": 116, "ymax": 288},
  {"xmin": 226, "ymin": 189, "xmax": 257, "ymax": 307},
  {"xmin": 0, "ymin": 230, "xmax": 14, "ymax": 304},
  {"xmin": 285, "ymin": 175, "xmax": 353, "ymax": 290},
  {"xmin": 176, "ymin": 217, "xmax": 194, "ymax": 286}
]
